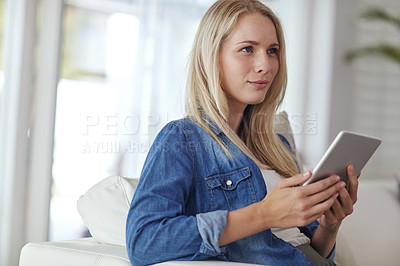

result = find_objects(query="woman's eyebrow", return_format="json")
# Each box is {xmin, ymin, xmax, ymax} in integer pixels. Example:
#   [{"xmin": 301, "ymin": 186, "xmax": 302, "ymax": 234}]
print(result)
[
  {"xmin": 236, "ymin": 40, "xmax": 259, "ymax": 46},
  {"xmin": 235, "ymin": 40, "xmax": 280, "ymax": 47}
]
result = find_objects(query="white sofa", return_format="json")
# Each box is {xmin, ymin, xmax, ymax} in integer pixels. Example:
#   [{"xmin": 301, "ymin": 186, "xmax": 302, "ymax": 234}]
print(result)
[
  {"xmin": 18, "ymin": 177, "xmax": 400, "ymax": 266},
  {"xmin": 18, "ymin": 236, "xmax": 259, "ymax": 266},
  {"xmin": 18, "ymin": 175, "xmax": 271, "ymax": 266},
  {"xmin": 19, "ymin": 113, "xmax": 400, "ymax": 265}
]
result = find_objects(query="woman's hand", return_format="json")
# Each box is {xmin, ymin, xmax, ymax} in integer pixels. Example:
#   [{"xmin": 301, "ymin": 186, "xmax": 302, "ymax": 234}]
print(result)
[
  {"xmin": 219, "ymin": 169, "xmax": 348, "ymax": 247},
  {"xmin": 319, "ymin": 164, "xmax": 359, "ymax": 232},
  {"xmin": 258, "ymin": 171, "xmax": 346, "ymax": 229},
  {"xmin": 311, "ymin": 164, "xmax": 359, "ymax": 258}
]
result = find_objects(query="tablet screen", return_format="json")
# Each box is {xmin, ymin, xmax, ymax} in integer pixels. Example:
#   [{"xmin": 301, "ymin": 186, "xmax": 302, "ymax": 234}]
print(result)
[{"xmin": 302, "ymin": 130, "xmax": 381, "ymax": 186}]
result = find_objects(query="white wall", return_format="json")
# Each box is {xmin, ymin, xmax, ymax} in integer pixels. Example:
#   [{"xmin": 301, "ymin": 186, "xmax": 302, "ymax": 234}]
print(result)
[
  {"xmin": 328, "ymin": 0, "xmax": 358, "ymax": 139},
  {"xmin": 279, "ymin": 0, "xmax": 337, "ymax": 169}
]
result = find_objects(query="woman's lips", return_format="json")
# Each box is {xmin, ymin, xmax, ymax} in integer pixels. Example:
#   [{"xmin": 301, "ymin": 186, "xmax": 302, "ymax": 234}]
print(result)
[{"xmin": 248, "ymin": 80, "xmax": 269, "ymax": 89}]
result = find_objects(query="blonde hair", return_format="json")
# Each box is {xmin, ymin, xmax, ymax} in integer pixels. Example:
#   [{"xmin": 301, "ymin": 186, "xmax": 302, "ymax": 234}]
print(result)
[{"xmin": 185, "ymin": 0, "xmax": 298, "ymax": 177}]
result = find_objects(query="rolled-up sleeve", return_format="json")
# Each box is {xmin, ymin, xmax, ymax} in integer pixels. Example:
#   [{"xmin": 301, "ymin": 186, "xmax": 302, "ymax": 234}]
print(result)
[
  {"xmin": 196, "ymin": 210, "xmax": 228, "ymax": 256},
  {"xmin": 126, "ymin": 122, "xmax": 228, "ymax": 266}
]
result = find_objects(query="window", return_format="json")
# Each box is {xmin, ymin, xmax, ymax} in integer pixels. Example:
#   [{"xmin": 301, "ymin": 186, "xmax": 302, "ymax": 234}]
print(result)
[
  {"xmin": 50, "ymin": 0, "xmax": 212, "ymax": 241},
  {"xmin": 50, "ymin": 3, "xmax": 136, "ymax": 240}
]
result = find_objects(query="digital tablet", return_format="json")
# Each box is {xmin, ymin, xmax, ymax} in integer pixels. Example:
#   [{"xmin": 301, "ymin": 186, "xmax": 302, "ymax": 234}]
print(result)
[{"xmin": 302, "ymin": 130, "xmax": 381, "ymax": 186}]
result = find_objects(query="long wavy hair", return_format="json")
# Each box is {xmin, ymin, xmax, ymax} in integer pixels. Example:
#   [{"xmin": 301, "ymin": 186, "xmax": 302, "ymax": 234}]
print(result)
[{"xmin": 185, "ymin": 0, "xmax": 298, "ymax": 177}]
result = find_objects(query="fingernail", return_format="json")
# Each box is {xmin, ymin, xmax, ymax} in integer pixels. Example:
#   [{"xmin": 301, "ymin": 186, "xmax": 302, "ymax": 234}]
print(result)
[
  {"xmin": 335, "ymin": 175, "xmax": 340, "ymax": 181},
  {"xmin": 334, "ymin": 192, "xmax": 339, "ymax": 198},
  {"xmin": 340, "ymin": 182, "xmax": 346, "ymax": 188},
  {"xmin": 303, "ymin": 171, "xmax": 310, "ymax": 177}
]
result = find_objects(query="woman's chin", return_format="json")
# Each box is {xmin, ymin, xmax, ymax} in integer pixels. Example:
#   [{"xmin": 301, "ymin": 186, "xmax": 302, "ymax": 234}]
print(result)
[{"xmin": 247, "ymin": 96, "xmax": 267, "ymax": 105}]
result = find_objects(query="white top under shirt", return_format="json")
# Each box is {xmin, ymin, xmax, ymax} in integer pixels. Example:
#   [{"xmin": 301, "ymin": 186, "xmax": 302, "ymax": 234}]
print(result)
[{"xmin": 260, "ymin": 169, "xmax": 311, "ymax": 247}]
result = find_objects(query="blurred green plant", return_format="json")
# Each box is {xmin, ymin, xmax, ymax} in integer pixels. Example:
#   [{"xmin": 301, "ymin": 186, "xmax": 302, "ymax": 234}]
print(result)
[{"xmin": 345, "ymin": 7, "xmax": 400, "ymax": 66}]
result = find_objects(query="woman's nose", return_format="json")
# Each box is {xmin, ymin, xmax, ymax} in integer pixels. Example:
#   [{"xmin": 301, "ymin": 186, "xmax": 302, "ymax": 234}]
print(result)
[{"xmin": 254, "ymin": 54, "xmax": 272, "ymax": 73}]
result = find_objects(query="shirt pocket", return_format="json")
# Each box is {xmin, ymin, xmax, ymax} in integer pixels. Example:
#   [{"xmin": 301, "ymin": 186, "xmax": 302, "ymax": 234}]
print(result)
[{"xmin": 205, "ymin": 167, "xmax": 257, "ymax": 211}]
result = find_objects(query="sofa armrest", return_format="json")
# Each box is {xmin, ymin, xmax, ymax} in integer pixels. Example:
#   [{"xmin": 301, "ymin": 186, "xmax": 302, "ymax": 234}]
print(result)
[
  {"xmin": 19, "ymin": 238, "xmax": 131, "ymax": 266},
  {"xmin": 19, "ymin": 238, "xmax": 261, "ymax": 266}
]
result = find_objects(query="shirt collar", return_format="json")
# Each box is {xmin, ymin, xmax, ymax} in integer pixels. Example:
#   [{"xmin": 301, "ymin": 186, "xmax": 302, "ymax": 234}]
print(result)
[
  {"xmin": 205, "ymin": 118, "xmax": 223, "ymax": 136},
  {"xmin": 186, "ymin": 115, "xmax": 223, "ymax": 136}
]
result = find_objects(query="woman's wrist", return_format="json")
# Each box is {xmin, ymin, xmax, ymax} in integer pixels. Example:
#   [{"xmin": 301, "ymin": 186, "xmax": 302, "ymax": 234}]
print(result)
[
  {"xmin": 311, "ymin": 221, "xmax": 340, "ymax": 258},
  {"xmin": 219, "ymin": 201, "xmax": 270, "ymax": 247},
  {"xmin": 319, "ymin": 220, "xmax": 341, "ymax": 235},
  {"xmin": 255, "ymin": 199, "xmax": 274, "ymax": 231}
]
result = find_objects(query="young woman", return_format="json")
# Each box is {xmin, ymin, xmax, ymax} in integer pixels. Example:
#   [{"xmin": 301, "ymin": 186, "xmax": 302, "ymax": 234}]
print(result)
[{"xmin": 126, "ymin": 1, "xmax": 358, "ymax": 265}]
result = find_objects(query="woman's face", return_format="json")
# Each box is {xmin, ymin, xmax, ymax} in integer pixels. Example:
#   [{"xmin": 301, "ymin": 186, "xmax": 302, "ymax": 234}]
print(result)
[{"xmin": 219, "ymin": 13, "xmax": 279, "ymax": 113}]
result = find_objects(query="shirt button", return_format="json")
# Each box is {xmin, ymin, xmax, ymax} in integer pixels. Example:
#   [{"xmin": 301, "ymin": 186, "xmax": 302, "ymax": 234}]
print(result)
[{"xmin": 226, "ymin": 180, "xmax": 233, "ymax": 186}]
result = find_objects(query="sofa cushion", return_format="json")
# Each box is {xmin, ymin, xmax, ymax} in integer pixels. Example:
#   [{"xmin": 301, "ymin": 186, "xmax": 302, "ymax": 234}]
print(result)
[
  {"xmin": 19, "ymin": 238, "xmax": 131, "ymax": 266},
  {"xmin": 19, "ymin": 238, "xmax": 261, "ymax": 266},
  {"xmin": 77, "ymin": 176, "xmax": 139, "ymax": 246},
  {"xmin": 274, "ymin": 111, "xmax": 303, "ymax": 172}
]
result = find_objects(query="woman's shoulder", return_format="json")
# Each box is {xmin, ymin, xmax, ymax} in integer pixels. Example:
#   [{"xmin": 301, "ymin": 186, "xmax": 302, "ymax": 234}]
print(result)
[
  {"xmin": 149, "ymin": 118, "xmax": 213, "ymax": 157},
  {"xmin": 152, "ymin": 118, "xmax": 198, "ymax": 143},
  {"xmin": 155, "ymin": 118, "xmax": 218, "ymax": 151},
  {"xmin": 164, "ymin": 117, "xmax": 194, "ymax": 128},
  {"xmin": 160, "ymin": 117, "xmax": 205, "ymax": 135}
]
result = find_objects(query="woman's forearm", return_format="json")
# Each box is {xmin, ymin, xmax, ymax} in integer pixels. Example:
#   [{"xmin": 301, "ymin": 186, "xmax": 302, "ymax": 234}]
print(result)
[
  {"xmin": 219, "ymin": 201, "xmax": 267, "ymax": 247},
  {"xmin": 311, "ymin": 222, "xmax": 340, "ymax": 258},
  {"xmin": 219, "ymin": 173, "xmax": 342, "ymax": 247}
]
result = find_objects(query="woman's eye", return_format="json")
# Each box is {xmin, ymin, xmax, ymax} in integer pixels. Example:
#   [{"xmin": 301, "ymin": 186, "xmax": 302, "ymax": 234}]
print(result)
[
  {"xmin": 267, "ymin": 48, "xmax": 278, "ymax": 55},
  {"xmin": 241, "ymin": 46, "xmax": 252, "ymax": 53}
]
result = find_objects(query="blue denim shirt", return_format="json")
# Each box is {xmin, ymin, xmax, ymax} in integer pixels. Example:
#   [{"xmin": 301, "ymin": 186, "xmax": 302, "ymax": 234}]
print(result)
[{"xmin": 126, "ymin": 118, "xmax": 334, "ymax": 266}]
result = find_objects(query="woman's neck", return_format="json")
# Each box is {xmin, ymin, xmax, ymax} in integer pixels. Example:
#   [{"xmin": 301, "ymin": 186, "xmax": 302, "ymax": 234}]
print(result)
[
  {"xmin": 228, "ymin": 110, "xmax": 244, "ymax": 134},
  {"xmin": 226, "ymin": 99, "xmax": 247, "ymax": 134}
]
